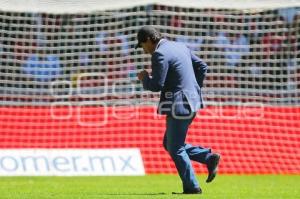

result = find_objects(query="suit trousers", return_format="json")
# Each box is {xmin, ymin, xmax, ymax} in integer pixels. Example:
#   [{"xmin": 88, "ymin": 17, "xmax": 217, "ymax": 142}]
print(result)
[{"xmin": 163, "ymin": 114, "xmax": 211, "ymax": 190}]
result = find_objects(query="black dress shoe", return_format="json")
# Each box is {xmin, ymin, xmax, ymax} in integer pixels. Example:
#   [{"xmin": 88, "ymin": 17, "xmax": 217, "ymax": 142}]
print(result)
[
  {"xmin": 172, "ymin": 187, "xmax": 202, "ymax": 194},
  {"xmin": 206, "ymin": 153, "xmax": 221, "ymax": 183},
  {"xmin": 183, "ymin": 187, "xmax": 202, "ymax": 194}
]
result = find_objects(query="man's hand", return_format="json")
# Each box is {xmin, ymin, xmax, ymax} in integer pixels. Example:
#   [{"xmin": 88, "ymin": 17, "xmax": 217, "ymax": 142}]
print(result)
[{"xmin": 137, "ymin": 70, "xmax": 149, "ymax": 81}]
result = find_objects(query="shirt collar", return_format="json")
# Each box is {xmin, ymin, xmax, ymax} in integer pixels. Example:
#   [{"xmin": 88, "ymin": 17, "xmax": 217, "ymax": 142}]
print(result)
[{"xmin": 155, "ymin": 39, "xmax": 165, "ymax": 50}]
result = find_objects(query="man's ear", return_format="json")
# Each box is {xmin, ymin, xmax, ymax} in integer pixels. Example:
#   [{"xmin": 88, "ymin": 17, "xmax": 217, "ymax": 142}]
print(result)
[{"xmin": 147, "ymin": 37, "xmax": 152, "ymax": 43}]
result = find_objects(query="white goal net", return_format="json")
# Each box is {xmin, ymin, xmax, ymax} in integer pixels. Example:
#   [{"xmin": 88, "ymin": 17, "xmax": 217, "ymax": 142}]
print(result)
[{"xmin": 0, "ymin": 0, "xmax": 299, "ymax": 174}]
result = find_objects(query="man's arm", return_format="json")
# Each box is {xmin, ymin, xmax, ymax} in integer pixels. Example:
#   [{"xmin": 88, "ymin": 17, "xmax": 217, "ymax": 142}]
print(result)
[
  {"xmin": 191, "ymin": 51, "xmax": 208, "ymax": 88},
  {"xmin": 142, "ymin": 52, "xmax": 169, "ymax": 92}
]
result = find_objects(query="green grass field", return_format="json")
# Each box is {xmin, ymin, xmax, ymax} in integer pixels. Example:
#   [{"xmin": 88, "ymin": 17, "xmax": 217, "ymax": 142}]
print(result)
[{"xmin": 0, "ymin": 175, "xmax": 299, "ymax": 199}]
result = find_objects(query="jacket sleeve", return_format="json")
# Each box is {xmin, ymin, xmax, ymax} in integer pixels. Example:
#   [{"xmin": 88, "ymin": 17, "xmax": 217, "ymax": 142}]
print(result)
[
  {"xmin": 191, "ymin": 51, "xmax": 208, "ymax": 88},
  {"xmin": 142, "ymin": 52, "xmax": 169, "ymax": 92}
]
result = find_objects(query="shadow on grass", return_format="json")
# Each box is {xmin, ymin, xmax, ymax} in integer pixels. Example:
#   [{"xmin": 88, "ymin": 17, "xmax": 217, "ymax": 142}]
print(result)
[{"xmin": 98, "ymin": 193, "xmax": 167, "ymax": 196}]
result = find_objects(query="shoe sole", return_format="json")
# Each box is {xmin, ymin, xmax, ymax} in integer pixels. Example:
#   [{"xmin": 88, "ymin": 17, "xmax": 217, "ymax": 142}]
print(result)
[
  {"xmin": 172, "ymin": 188, "xmax": 202, "ymax": 194},
  {"xmin": 172, "ymin": 191, "xmax": 202, "ymax": 195},
  {"xmin": 206, "ymin": 154, "xmax": 220, "ymax": 183}
]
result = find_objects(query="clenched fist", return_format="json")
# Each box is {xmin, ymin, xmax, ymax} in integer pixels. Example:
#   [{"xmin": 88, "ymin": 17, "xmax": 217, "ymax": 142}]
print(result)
[{"xmin": 137, "ymin": 70, "xmax": 149, "ymax": 81}]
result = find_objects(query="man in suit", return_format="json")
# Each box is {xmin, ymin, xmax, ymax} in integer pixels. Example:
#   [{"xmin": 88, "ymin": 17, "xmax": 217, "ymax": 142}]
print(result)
[{"xmin": 136, "ymin": 26, "xmax": 220, "ymax": 194}]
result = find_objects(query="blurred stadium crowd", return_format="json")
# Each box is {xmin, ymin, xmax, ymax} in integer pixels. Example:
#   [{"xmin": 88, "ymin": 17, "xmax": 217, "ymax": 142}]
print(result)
[{"xmin": 0, "ymin": 5, "xmax": 299, "ymax": 104}]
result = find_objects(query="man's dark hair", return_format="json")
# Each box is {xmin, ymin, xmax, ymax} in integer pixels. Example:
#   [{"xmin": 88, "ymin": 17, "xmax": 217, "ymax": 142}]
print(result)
[{"xmin": 135, "ymin": 26, "xmax": 162, "ymax": 48}]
